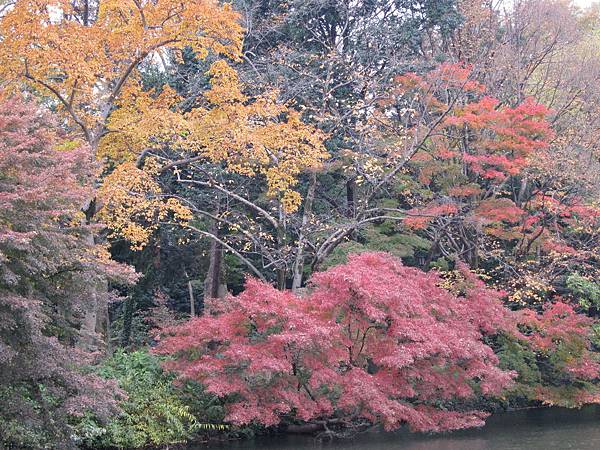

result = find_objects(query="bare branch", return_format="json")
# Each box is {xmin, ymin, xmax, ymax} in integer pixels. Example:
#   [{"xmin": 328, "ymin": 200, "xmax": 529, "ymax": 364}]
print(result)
[{"xmin": 185, "ymin": 224, "xmax": 267, "ymax": 281}]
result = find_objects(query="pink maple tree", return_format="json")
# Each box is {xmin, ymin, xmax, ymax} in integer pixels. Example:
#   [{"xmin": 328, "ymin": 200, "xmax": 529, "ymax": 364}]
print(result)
[
  {"xmin": 514, "ymin": 302, "xmax": 600, "ymax": 406},
  {"xmin": 0, "ymin": 94, "xmax": 133, "ymax": 447},
  {"xmin": 156, "ymin": 252, "xmax": 516, "ymax": 433}
]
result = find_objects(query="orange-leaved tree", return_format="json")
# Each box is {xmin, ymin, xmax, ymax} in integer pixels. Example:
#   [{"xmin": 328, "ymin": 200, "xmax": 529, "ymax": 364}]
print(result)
[
  {"xmin": 0, "ymin": 0, "xmax": 243, "ymax": 348},
  {"xmin": 97, "ymin": 58, "xmax": 328, "ymax": 290},
  {"xmin": 0, "ymin": 0, "xmax": 243, "ymax": 151},
  {"xmin": 0, "ymin": 1, "xmax": 328, "ymax": 315}
]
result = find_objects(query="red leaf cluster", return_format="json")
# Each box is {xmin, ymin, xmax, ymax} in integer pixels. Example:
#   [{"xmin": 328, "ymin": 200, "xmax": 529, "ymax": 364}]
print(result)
[
  {"xmin": 157, "ymin": 252, "xmax": 516, "ymax": 432},
  {"xmin": 515, "ymin": 302, "xmax": 600, "ymax": 406}
]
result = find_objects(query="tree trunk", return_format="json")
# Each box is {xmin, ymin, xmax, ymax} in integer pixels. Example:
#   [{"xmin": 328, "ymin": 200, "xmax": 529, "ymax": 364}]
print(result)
[
  {"xmin": 346, "ymin": 177, "xmax": 356, "ymax": 218},
  {"xmin": 186, "ymin": 271, "xmax": 196, "ymax": 317},
  {"xmin": 120, "ymin": 295, "xmax": 135, "ymax": 347},
  {"xmin": 205, "ymin": 219, "xmax": 224, "ymax": 300},
  {"xmin": 277, "ymin": 266, "xmax": 286, "ymax": 291},
  {"xmin": 80, "ymin": 274, "xmax": 109, "ymax": 351},
  {"xmin": 80, "ymin": 291, "xmax": 98, "ymax": 350},
  {"xmin": 103, "ymin": 298, "xmax": 112, "ymax": 355},
  {"xmin": 292, "ymin": 173, "xmax": 317, "ymax": 292},
  {"xmin": 276, "ymin": 202, "xmax": 288, "ymax": 290},
  {"xmin": 471, "ymin": 233, "xmax": 479, "ymax": 269},
  {"xmin": 76, "ymin": 197, "xmax": 107, "ymax": 350},
  {"xmin": 517, "ymin": 177, "xmax": 528, "ymax": 205},
  {"xmin": 83, "ymin": 0, "xmax": 90, "ymax": 26}
]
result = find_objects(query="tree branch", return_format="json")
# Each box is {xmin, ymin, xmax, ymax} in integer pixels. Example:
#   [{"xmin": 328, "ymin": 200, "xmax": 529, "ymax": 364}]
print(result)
[
  {"xmin": 176, "ymin": 177, "xmax": 279, "ymax": 229},
  {"xmin": 185, "ymin": 224, "xmax": 267, "ymax": 281},
  {"xmin": 24, "ymin": 68, "xmax": 92, "ymax": 144}
]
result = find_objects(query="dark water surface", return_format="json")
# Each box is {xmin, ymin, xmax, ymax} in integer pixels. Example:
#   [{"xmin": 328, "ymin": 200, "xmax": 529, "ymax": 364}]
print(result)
[{"xmin": 199, "ymin": 406, "xmax": 600, "ymax": 450}]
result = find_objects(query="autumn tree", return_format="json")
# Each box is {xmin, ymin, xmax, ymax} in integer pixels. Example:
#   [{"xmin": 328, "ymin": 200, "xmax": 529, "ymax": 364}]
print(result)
[
  {"xmin": 0, "ymin": 0, "xmax": 238, "ymax": 347},
  {"xmin": 156, "ymin": 253, "xmax": 516, "ymax": 434},
  {"xmin": 233, "ymin": 0, "xmax": 463, "ymax": 289},
  {"xmin": 119, "ymin": 60, "xmax": 556, "ymax": 298},
  {"xmin": 352, "ymin": 62, "xmax": 600, "ymax": 307},
  {"xmin": 95, "ymin": 56, "xmax": 329, "ymax": 295},
  {"xmin": 0, "ymin": 94, "xmax": 133, "ymax": 448},
  {"xmin": 492, "ymin": 0, "xmax": 600, "ymax": 305},
  {"xmin": 499, "ymin": 302, "xmax": 600, "ymax": 407},
  {"xmin": 0, "ymin": 0, "xmax": 243, "ymax": 152}
]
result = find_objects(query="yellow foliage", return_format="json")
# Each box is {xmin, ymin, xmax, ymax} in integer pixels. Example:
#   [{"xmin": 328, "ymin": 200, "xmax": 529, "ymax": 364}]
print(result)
[
  {"xmin": 507, "ymin": 273, "xmax": 554, "ymax": 306},
  {"xmin": 0, "ymin": 0, "xmax": 243, "ymax": 143},
  {"xmin": 102, "ymin": 59, "xmax": 329, "ymax": 214},
  {"xmin": 182, "ymin": 62, "xmax": 328, "ymax": 212},
  {"xmin": 0, "ymin": 1, "xmax": 326, "ymax": 250},
  {"xmin": 98, "ymin": 82, "xmax": 186, "ymax": 161},
  {"xmin": 281, "ymin": 190, "xmax": 303, "ymax": 213},
  {"xmin": 98, "ymin": 162, "xmax": 192, "ymax": 250}
]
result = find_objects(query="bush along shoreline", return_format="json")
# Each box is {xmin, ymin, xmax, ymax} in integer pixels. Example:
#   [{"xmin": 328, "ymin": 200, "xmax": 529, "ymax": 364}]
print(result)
[{"xmin": 63, "ymin": 253, "xmax": 600, "ymax": 449}]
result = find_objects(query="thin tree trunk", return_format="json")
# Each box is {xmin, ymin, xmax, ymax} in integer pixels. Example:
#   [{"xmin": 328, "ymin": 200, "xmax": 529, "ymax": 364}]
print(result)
[
  {"xmin": 276, "ymin": 224, "xmax": 286, "ymax": 290},
  {"xmin": 80, "ymin": 275, "xmax": 109, "ymax": 351},
  {"xmin": 277, "ymin": 266, "xmax": 286, "ymax": 290},
  {"xmin": 83, "ymin": 0, "xmax": 90, "ymax": 26},
  {"xmin": 79, "ymin": 209, "xmax": 108, "ymax": 351},
  {"xmin": 120, "ymin": 295, "xmax": 135, "ymax": 347},
  {"xmin": 103, "ymin": 298, "xmax": 112, "ymax": 355},
  {"xmin": 346, "ymin": 177, "xmax": 356, "ymax": 218},
  {"xmin": 80, "ymin": 289, "xmax": 99, "ymax": 350},
  {"xmin": 205, "ymin": 218, "xmax": 224, "ymax": 300},
  {"xmin": 186, "ymin": 271, "xmax": 196, "ymax": 316},
  {"xmin": 276, "ymin": 202, "xmax": 288, "ymax": 290},
  {"xmin": 517, "ymin": 177, "xmax": 528, "ymax": 205},
  {"xmin": 205, "ymin": 239, "xmax": 222, "ymax": 300},
  {"xmin": 471, "ymin": 233, "xmax": 479, "ymax": 269},
  {"xmin": 292, "ymin": 173, "xmax": 317, "ymax": 292}
]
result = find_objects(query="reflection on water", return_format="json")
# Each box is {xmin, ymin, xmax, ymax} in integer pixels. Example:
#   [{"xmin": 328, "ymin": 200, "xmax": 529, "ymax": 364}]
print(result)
[{"xmin": 198, "ymin": 406, "xmax": 600, "ymax": 450}]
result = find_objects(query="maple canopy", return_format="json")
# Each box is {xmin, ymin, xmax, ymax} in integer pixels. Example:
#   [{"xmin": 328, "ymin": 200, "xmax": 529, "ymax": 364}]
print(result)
[
  {"xmin": 363, "ymin": 63, "xmax": 600, "ymax": 306},
  {"xmin": 156, "ymin": 251, "xmax": 600, "ymax": 432},
  {"xmin": 512, "ymin": 302, "xmax": 600, "ymax": 407},
  {"xmin": 0, "ymin": 94, "xmax": 131, "ymax": 446},
  {"xmin": 156, "ymin": 252, "xmax": 516, "ymax": 432},
  {"xmin": 0, "ymin": 0, "xmax": 243, "ymax": 149}
]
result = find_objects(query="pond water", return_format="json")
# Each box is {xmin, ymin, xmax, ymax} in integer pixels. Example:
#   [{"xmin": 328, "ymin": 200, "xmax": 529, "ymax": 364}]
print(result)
[{"xmin": 199, "ymin": 406, "xmax": 600, "ymax": 450}]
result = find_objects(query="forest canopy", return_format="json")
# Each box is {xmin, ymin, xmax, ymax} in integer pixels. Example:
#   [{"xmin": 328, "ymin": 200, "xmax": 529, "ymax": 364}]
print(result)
[{"xmin": 2, "ymin": 0, "xmax": 600, "ymax": 448}]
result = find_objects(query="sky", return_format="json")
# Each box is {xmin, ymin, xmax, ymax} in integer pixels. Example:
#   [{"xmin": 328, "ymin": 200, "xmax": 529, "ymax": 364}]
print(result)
[
  {"xmin": 575, "ymin": 0, "xmax": 599, "ymax": 7},
  {"xmin": 498, "ymin": 0, "xmax": 599, "ymax": 10}
]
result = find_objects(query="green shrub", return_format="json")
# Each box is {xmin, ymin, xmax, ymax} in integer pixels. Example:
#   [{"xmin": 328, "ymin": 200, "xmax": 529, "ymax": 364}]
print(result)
[
  {"xmin": 79, "ymin": 350, "xmax": 223, "ymax": 449},
  {"xmin": 566, "ymin": 273, "xmax": 600, "ymax": 310},
  {"xmin": 0, "ymin": 385, "xmax": 51, "ymax": 449}
]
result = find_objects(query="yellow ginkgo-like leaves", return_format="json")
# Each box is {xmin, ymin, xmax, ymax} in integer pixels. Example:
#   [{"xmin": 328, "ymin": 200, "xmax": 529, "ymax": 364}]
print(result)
[
  {"xmin": 0, "ymin": 0, "xmax": 243, "ymax": 144},
  {"xmin": 183, "ymin": 61, "xmax": 329, "ymax": 213},
  {"xmin": 98, "ymin": 161, "xmax": 192, "ymax": 250},
  {"xmin": 101, "ymin": 60, "xmax": 329, "ymax": 215},
  {"xmin": 98, "ymin": 82, "xmax": 186, "ymax": 161}
]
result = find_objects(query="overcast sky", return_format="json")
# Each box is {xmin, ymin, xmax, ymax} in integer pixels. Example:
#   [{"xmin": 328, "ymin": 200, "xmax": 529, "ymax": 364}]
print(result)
[
  {"xmin": 575, "ymin": 0, "xmax": 599, "ymax": 7},
  {"xmin": 498, "ymin": 1, "xmax": 599, "ymax": 10}
]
